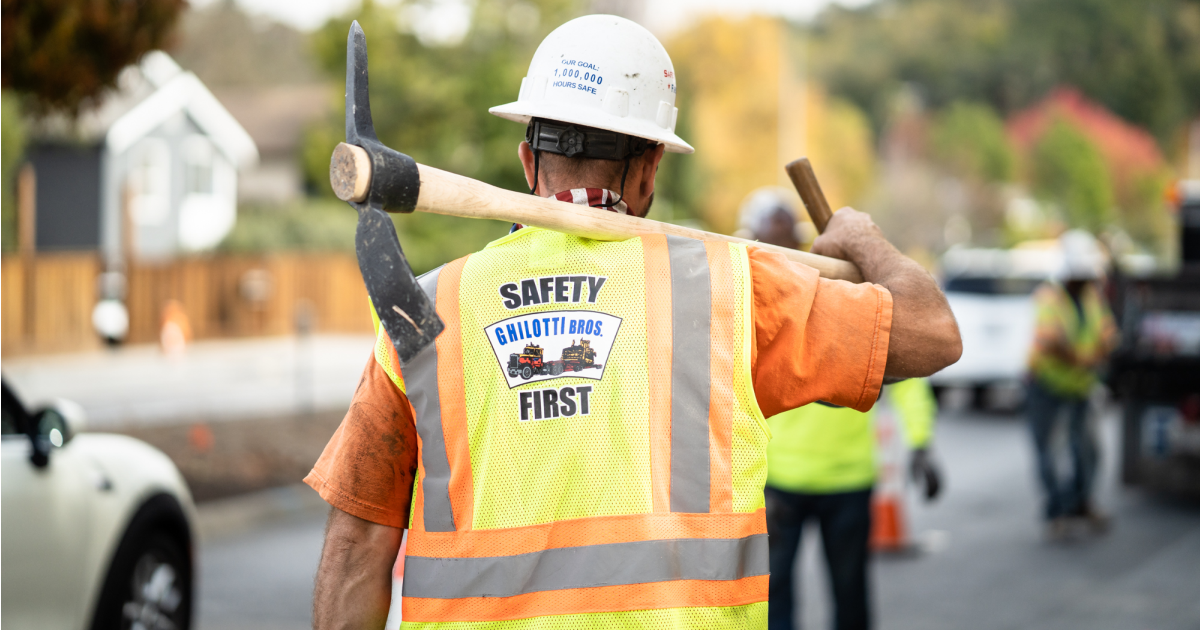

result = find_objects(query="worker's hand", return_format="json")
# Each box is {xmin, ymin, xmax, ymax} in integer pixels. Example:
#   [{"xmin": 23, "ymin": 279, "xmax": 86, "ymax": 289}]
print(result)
[
  {"xmin": 810, "ymin": 207, "xmax": 887, "ymax": 265},
  {"xmin": 909, "ymin": 447, "xmax": 942, "ymax": 502}
]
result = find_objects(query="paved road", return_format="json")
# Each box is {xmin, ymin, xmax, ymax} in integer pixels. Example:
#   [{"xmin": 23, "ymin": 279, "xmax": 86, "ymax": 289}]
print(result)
[
  {"xmin": 193, "ymin": 406, "xmax": 1200, "ymax": 630},
  {"xmin": 3, "ymin": 335, "xmax": 374, "ymax": 429}
]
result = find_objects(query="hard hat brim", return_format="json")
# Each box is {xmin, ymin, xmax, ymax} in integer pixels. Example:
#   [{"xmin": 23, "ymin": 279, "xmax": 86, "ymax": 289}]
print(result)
[{"xmin": 489, "ymin": 100, "xmax": 695, "ymax": 155}]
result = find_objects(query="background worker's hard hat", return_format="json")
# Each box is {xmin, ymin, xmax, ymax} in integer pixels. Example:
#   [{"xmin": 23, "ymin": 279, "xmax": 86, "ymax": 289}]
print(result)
[
  {"xmin": 1058, "ymin": 229, "xmax": 1106, "ymax": 281},
  {"xmin": 738, "ymin": 187, "xmax": 797, "ymax": 235},
  {"xmin": 489, "ymin": 14, "xmax": 693, "ymax": 154},
  {"xmin": 735, "ymin": 187, "xmax": 815, "ymax": 246}
]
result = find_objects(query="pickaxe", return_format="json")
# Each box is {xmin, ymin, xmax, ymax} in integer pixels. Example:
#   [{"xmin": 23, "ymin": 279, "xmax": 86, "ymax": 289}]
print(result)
[{"xmin": 331, "ymin": 22, "xmax": 862, "ymax": 365}]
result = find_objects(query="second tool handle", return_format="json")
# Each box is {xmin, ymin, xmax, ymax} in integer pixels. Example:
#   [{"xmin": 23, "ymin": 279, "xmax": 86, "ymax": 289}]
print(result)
[{"xmin": 785, "ymin": 158, "xmax": 835, "ymax": 234}]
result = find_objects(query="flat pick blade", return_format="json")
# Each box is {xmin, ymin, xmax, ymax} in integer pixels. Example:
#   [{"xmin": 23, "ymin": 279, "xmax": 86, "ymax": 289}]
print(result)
[{"xmin": 356, "ymin": 206, "xmax": 444, "ymax": 364}]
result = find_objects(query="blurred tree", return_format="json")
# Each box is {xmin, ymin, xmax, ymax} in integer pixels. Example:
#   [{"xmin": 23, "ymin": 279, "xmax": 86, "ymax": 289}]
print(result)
[
  {"xmin": 1, "ymin": 91, "xmax": 26, "ymax": 252},
  {"xmin": 220, "ymin": 199, "xmax": 358, "ymax": 253},
  {"xmin": 172, "ymin": 0, "xmax": 320, "ymax": 88},
  {"xmin": 650, "ymin": 90, "xmax": 703, "ymax": 226},
  {"xmin": 669, "ymin": 17, "xmax": 875, "ymax": 235},
  {"xmin": 1010, "ymin": 88, "xmax": 1174, "ymax": 249},
  {"xmin": 1, "ymin": 0, "xmax": 187, "ymax": 115},
  {"xmin": 300, "ymin": 0, "xmax": 621, "ymax": 274},
  {"xmin": 1031, "ymin": 119, "xmax": 1114, "ymax": 233},
  {"xmin": 669, "ymin": 16, "xmax": 788, "ymax": 234},
  {"xmin": 806, "ymin": 87, "xmax": 877, "ymax": 210},
  {"xmin": 930, "ymin": 101, "xmax": 1014, "ymax": 183},
  {"xmin": 809, "ymin": 0, "xmax": 1200, "ymax": 146}
]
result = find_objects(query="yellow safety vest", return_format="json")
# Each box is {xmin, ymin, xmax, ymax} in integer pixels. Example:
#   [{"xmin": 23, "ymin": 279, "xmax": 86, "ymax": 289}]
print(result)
[
  {"xmin": 376, "ymin": 227, "xmax": 771, "ymax": 629},
  {"xmin": 1028, "ymin": 282, "xmax": 1114, "ymax": 398},
  {"xmin": 765, "ymin": 379, "xmax": 936, "ymax": 493}
]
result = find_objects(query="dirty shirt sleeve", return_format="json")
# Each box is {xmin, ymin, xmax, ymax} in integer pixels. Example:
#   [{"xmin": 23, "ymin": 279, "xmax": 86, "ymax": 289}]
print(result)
[
  {"xmin": 304, "ymin": 354, "xmax": 418, "ymax": 529},
  {"xmin": 749, "ymin": 247, "xmax": 893, "ymax": 415}
]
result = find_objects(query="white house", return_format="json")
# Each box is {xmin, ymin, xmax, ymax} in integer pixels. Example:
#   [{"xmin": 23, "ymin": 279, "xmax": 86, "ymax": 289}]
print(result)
[{"xmin": 28, "ymin": 51, "xmax": 258, "ymax": 265}]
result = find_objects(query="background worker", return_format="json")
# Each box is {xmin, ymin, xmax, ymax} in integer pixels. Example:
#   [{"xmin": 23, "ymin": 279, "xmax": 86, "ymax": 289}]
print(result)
[
  {"xmin": 307, "ymin": 15, "xmax": 961, "ymax": 630},
  {"xmin": 1027, "ymin": 229, "xmax": 1118, "ymax": 539},
  {"xmin": 741, "ymin": 190, "xmax": 942, "ymax": 630}
]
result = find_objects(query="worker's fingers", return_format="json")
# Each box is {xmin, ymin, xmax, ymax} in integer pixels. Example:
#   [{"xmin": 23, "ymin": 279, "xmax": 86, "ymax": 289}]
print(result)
[{"xmin": 809, "ymin": 207, "xmax": 884, "ymax": 262}]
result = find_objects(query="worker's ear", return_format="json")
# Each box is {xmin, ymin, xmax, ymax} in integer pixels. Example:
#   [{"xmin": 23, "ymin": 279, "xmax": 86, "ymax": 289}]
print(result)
[
  {"xmin": 518, "ymin": 141, "xmax": 539, "ymax": 194},
  {"xmin": 636, "ymin": 144, "xmax": 666, "ymax": 200}
]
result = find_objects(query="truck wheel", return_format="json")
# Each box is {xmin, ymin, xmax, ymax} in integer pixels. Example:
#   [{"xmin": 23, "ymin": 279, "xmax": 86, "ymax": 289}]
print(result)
[
  {"xmin": 508, "ymin": 368, "xmax": 518, "ymax": 378},
  {"xmin": 521, "ymin": 366, "xmax": 533, "ymax": 380},
  {"xmin": 550, "ymin": 363, "xmax": 563, "ymax": 376}
]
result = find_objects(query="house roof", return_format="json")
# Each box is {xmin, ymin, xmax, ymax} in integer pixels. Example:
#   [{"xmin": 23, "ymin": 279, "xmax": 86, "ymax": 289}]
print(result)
[
  {"xmin": 1007, "ymin": 87, "xmax": 1164, "ymax": 176},
  {"xmin": 107, "ymin": 52, "xmax": 259, "ymax": 168},
  {"xmin": 35, "ymin": 52, "xmax": 259, "ymax": 169},
  {"xmin": 212, "ymin": 84, "xmax": 333, "ymax": 158}
]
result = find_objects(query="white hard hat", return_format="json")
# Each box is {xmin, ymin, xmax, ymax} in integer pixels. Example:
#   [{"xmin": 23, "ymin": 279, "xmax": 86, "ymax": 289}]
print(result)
[
  {"xmin": 489, "ymin": 14, "xmax": 693, "ymax": 154},
  {"xmin": 738, "ymin": 187, "xmax": 796, "ymax": 236},
  {"xmin": 1058, "ymin": 229, "xmax": 1105, "ymax": 281}
]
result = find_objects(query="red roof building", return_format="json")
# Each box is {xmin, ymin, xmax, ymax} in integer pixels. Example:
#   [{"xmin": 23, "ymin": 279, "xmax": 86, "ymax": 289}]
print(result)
[{"xmin": 1007, "ymin": 87, "xmax": 1165, "ymax": 201}]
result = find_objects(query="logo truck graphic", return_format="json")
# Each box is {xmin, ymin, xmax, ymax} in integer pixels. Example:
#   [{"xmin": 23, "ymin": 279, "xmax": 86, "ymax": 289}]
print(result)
[{"xmin": 507, "ymin": 340, "xmax": 601, "ymax": 380}]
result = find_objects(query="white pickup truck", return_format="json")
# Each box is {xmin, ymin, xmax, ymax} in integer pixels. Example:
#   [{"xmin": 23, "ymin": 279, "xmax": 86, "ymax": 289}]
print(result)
[{"xmin": 930, "ymin": 245, "xmax": 1063, "ymax": 409}]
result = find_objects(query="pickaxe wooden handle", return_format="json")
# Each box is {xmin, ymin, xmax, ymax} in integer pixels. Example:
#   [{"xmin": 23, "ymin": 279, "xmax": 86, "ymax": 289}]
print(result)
[
  {"xmin": 785, "ymin": 158, "xmax": 836, "ymax": 234},
  {"xmin": 331, "ymin": 145, "xmax": 863, "ymax": 283},
  {"xmin": 336, "ymin": 22, "xmax": 863, "ymax": 364}
]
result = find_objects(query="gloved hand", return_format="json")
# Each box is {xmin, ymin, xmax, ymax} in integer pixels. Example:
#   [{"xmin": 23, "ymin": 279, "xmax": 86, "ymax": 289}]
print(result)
[{"xmin": 909, "ymin": 447, "xmax": 942, "ymax": 502}]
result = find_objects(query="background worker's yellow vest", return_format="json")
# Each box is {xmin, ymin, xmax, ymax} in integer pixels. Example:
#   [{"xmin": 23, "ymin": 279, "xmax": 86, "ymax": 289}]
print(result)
[
  {"xmin": 765, "ymin": 379, "xmax": 936, "ymax": 494},
  {"xmin": 376, "ymin": 228, "xmax": 771, "ymax": 629},
  {"xmin": 1028, "ymin": 282, "xmax": 1113, "ymax": 398}
]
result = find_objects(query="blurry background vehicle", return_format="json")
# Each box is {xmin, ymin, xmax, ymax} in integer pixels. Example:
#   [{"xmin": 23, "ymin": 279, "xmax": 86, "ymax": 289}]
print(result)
[
  {"xmin": 930, "ymin": 245, "xmax": 1062, "ymax": 409},
  {"xmin": 1, "ymin": 379, "xmax": 196, "ymax": 630},
  {"xmin": 1109, "ymin": 180, "xmax": 1200, "ymax": 499}
]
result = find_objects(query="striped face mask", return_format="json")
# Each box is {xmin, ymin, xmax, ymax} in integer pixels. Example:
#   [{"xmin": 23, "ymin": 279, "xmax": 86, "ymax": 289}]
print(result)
[{"xmin": 510, "ymin": 188, "xmax": 628, "ymax": 233}]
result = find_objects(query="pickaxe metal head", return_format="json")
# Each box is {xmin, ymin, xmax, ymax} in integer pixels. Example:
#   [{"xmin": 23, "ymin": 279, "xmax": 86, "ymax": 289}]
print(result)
[{"xmin": 332, "ymin": 21, "xmax": 443, "ymax": 364}]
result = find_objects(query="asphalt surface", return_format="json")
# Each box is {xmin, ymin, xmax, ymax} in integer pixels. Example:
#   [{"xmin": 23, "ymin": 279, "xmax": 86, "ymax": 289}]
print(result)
[{"xmin": 193, "ymin": 405, "xmax": 1200, "ymax": 630}]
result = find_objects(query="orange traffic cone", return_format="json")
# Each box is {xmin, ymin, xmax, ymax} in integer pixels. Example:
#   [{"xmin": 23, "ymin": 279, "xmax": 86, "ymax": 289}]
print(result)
[
  {"xmin": 871, "ymin": 407, "xmax": 914, "ymax": 553},
  {"xmin": 870, "ymin": 487, "xmax": 911, "ymax": 552}
]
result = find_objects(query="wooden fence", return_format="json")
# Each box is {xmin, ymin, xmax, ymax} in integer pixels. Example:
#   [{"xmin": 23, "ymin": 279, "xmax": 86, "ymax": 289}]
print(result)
[{"xmin": 2, "ymin": 253, "xmax": 373, "ymax": 356}]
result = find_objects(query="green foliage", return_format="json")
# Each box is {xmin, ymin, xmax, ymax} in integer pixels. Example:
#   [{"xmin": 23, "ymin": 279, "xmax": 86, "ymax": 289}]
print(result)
[
  {"xmin": 219, "ymin": 198, "xmax": 511, "ymax": 276},
  {"xmin": 1123, "ymin": 169, "xmax": 1175, "ymax": 251},
  {"xmin": 1031, "ymin": 120, "xmax": 1114, "ymax": 233},
  {"xmin": 1, "ymin": 0, "xmax": 187, "ymax": 115},
  {"xmin": 809, "ymin": 0, "xmax": 1200, "ymax": 145},
  {"xmin": 650, "ymin": 91, "xmax": 703, "ymax": 226},
  {"xmin": 930, "ymin": 101, "xmax": 1014, "ymax": 182},
  {"xmin": 299, "ymin": 0, "xmax": 593, "ymax": 270},
  {"xmin": 1, "ymin": 91, "xmax": 25, "ymax": 252},
  {"xmin": 219, "ymin": 199, "xmax": 359, "ymax": 254}
]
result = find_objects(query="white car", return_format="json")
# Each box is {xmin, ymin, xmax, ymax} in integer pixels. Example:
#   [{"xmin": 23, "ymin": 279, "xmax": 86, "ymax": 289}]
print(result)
[
  {"xmin": 2, "ymin": 379, "xmax": 196, "ymax": 630},
  {"xmin": 930, "ymin": 246, "xmax": 1062, "ymax": 408}
]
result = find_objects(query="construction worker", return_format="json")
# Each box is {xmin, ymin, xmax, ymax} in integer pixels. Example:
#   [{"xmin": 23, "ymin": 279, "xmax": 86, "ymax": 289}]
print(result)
[
  {"xmin": 742, "ymin": 189, "xmax": 942, "ymax": 630},
  {"xmin": 1027, "ymin": 229, "xmax": 1117, "ymax": 539},
  {"xmin": 307, "ymin": 15, "xmax": 961, "ymax": 630}
]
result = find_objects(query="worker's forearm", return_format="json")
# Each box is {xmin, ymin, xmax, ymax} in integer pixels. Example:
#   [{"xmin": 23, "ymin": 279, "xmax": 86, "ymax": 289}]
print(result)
[
  {"xmin": 313, "ymin": 508, "xmax": 402, "ymax": 630},
  {"xmin": 835, "ymin": 227, "xmax": 961, "ymax": 379}
]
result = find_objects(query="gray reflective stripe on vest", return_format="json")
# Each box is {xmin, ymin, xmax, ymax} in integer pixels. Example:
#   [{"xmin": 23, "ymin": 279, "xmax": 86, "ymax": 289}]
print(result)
[
  {"xmin": 402, "ymin": 534, "xmax": 767, "ymax": 599},
  {"xmin": 405, "ymin": 265, "xmax": 456, "ymax": 532},
  {"xmin": 666, "ymin": 236, "xmax": 712, "ymax": 513}
]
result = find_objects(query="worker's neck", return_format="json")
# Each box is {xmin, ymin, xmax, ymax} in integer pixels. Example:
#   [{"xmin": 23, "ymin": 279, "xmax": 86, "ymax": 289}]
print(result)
[{"xmin": 540, "ymin": 180, "xmax": 653, "ymax": 218}]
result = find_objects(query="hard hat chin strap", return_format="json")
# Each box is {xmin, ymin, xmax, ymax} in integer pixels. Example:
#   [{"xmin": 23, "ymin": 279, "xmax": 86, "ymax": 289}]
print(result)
[
  {"xmin": 526, "ymin": 118, "xmax": 650, "ymax": 208},
  {"xmin": 530, "ymin": 148, "xmax": 542, "ymax": 196}
]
